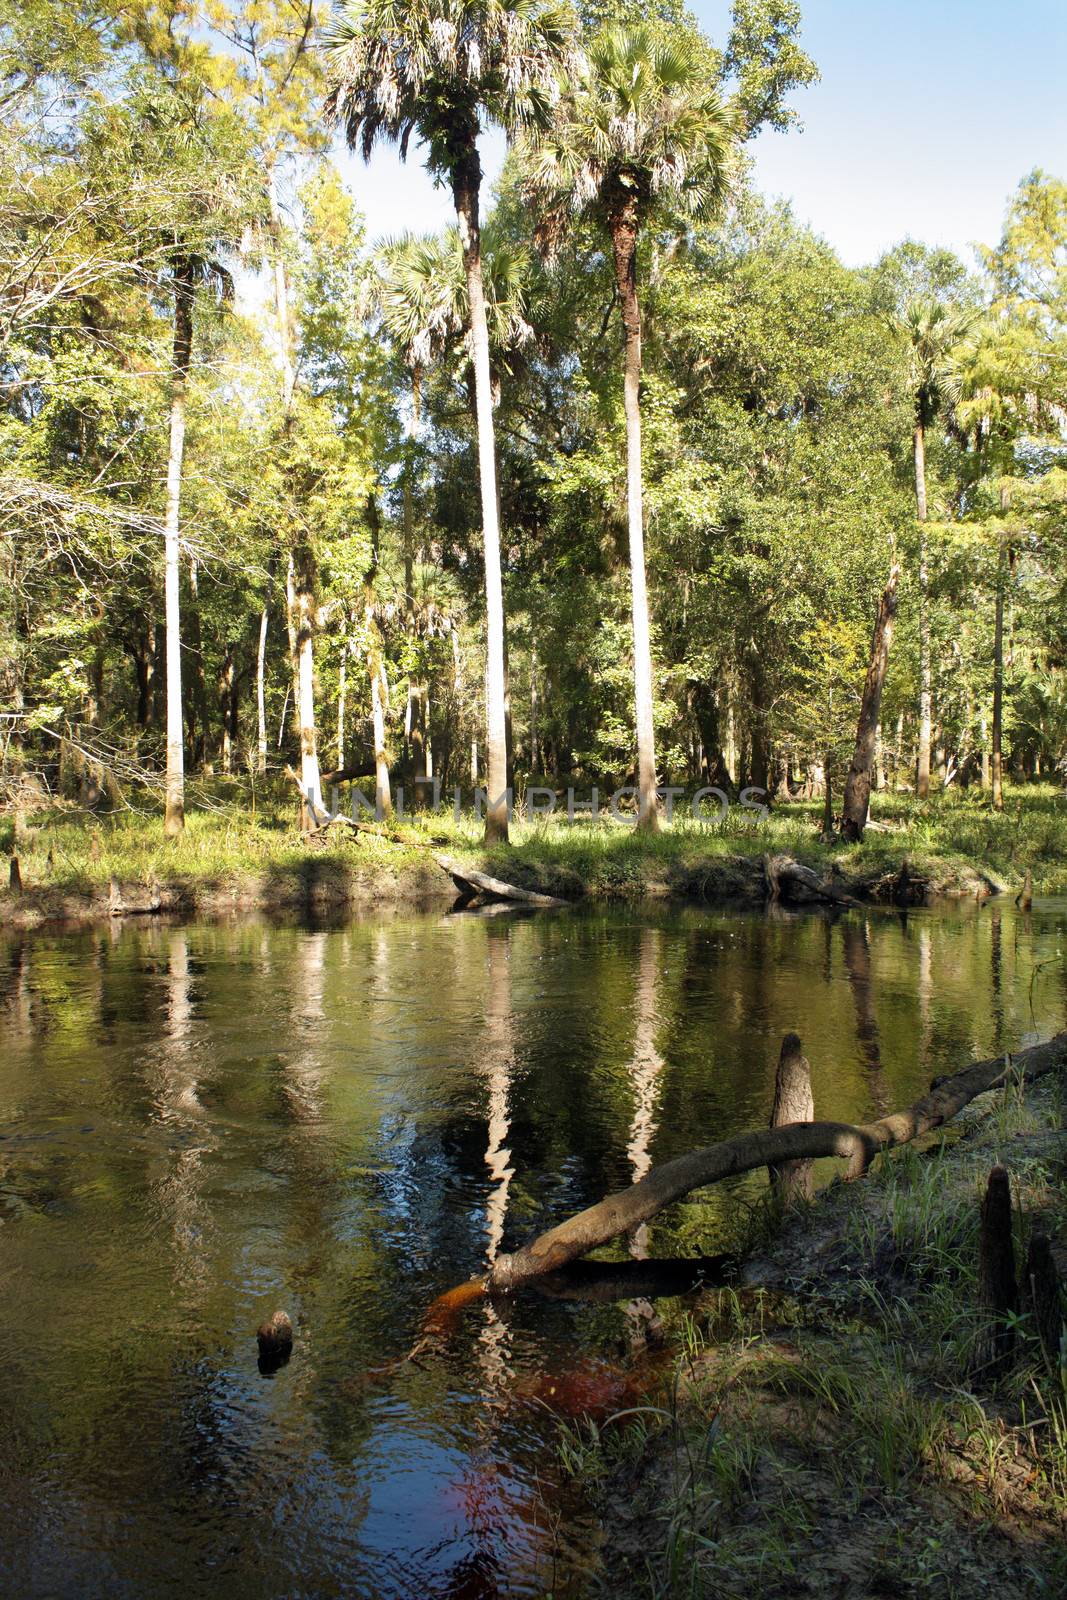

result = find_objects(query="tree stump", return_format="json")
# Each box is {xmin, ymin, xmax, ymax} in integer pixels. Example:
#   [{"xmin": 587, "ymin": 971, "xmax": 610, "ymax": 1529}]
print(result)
[
  {"xmin": 9, "ymin": 855, "xmax": 22, "ymax": 893},
  {"xmin": 257, "ymin": 1309, "xmax": 293, "ymax": 1373},
  {"xmin": 973, "ymin": 1165, "xmax": 1017, "ymax": 1380},
  {"xmin": 768, "ymin": 1033, "xmax": 815, "ymax": 1207},
  {"xmin": 1022, "ymin": 1228, "xmax": 1062, "ymax": 1368}
]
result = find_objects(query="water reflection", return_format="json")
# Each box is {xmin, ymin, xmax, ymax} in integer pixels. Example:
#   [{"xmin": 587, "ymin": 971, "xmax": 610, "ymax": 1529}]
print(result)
[
  {"xmin": 623, "ymin": 926, "xmax": 665, "ymax": 1345},
  {"xmin": 480, "ymin": 928, "xmax": 516, "ymax": 1392},
  {"xmin": 0, "ymin": 898, "xmax": 1064, "ymax": 1597}
]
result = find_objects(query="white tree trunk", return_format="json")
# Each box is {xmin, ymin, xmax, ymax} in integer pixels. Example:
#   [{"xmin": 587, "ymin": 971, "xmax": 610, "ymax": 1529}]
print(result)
[
  {"xmin": 370, "ymin": 645, "xmax": 392, "ymax": 819},
  {"xmin": 611, "ymin": 208, "xmax": 659, "ymax": 830},
  {"xmin": 164, "ymin": 264, "xmax": 194, "ymax": 837},
  {"xmin": 297, "ymin": 585, "xmax": 322, "ymax": 823},
  {"xmin": 454, "ymin": 156, "xmax": 509, "ymax": 844},
  {"xmin": 256, "ymin": 603, "xmax": 268, "ymax": 774},
  {"xmin": 267, "ymin": 163, "xmax": 296, "ymax": 411},
  {"xmin": 914, "ymin": 423, "xmax": 932, "ymax": 800},
  {"xmin": 336, "ymin": 648, "xmax": 346, "ymax": 770}
]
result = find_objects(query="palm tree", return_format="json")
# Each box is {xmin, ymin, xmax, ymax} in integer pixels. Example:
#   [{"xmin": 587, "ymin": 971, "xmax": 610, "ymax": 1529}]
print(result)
[
  {"xmin": 894, "ymin": 297, "xmax": 972, "ymax": 801},
  {"xmin": 521, "ymin": 25, "xmax": 737, "ymax": 828},
  {"xmin": 374, "ymin": 226, "xmax": 533, "ymax": 797},
  {"xmin": 327, "ymin": 0, "xmax": 577, "ymax": 844}
]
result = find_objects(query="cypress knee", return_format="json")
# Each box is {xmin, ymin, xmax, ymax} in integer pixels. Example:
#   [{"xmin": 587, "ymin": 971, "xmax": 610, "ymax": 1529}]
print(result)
[
  {"xmin": 257, "ymin": 1309, "xmax": 294, "ymax": 1373},
  {"xmin": 1022, "ymin": 1229, "xmax": 1062, "ymax": 1368},
  {"xmin": 973, "ymin": 1165, "xmax": 1017, "ymax": 1380},
  {"xmin": 768, "ymin": 1033, "xmax": 815, "ymax": 1207}
]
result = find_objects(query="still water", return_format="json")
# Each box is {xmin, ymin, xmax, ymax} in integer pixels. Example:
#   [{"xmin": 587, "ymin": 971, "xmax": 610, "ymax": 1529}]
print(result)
[{"xmin": 1, "ymin": 899, "xmax": 1065, "ymax": 1597}]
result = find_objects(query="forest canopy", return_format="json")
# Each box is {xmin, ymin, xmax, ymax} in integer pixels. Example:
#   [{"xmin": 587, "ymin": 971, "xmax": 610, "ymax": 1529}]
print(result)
[{"xmin": 2, "ymin": 0, "xmax": 1065, "ymax": 846}]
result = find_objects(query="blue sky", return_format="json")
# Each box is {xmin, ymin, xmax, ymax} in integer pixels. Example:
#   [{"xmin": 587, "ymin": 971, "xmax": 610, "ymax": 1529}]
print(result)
[{"xmin": 335, "ymin": 0, "xmax": 1066, "ymax": 269}]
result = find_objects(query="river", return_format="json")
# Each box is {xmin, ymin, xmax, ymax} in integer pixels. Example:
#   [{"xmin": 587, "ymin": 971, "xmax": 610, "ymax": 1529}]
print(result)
[{"xmin": 1, "ymin": 898, "xmax": 1064, "ymax": 1597}]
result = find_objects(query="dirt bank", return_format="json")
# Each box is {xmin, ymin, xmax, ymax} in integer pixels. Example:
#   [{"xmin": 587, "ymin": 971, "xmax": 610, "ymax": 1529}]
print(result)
[{"xmin": 0, "ymin": 843, "xmax": 1006, "ymax": 929}]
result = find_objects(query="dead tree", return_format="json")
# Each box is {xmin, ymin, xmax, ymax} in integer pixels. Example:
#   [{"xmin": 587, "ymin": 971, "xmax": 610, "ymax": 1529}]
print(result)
[
  {"xmin": 841, "ymin": 563, "xmax": 900, "ymax": 842},
  {"xmin": 768, "ymin": 1033, "xmax": 814, "ymax": 1207},
  {"xmin": 488, "ymin": 1032, "xmax": 1067, "ymax": 1291}
]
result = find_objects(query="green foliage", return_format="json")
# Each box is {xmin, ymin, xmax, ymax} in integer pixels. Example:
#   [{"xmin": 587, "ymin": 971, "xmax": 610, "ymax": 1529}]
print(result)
[{"xmin": 0, "ymin": 0, "xmax": 1064, "ymax": 845}]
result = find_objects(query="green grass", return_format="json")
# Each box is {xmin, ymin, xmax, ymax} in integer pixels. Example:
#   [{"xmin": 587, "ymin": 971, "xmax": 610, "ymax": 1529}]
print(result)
[
  {"xmin": 561, "ymin": 1072, "xmax": 1067, "ymax": 1598},
  {"xmin": 3, "ymin": 776, "xmax": 1066, "ymax": 912}
]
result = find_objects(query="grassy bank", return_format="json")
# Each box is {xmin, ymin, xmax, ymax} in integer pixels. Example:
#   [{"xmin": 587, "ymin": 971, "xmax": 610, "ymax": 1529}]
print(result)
[
  {"xmin": 1, "ymin": 780, "xmax": 1065, "ymax": 925},
  {"xmin": 562, "ymin": 1070, "xmax": 1067, "ymax": 1598}
]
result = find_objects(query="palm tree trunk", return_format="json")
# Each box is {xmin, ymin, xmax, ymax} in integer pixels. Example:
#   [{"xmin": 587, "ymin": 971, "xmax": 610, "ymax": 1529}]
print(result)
[
  {"xmin": 453, "ymin": 148, "xmax": 509, "ymax": 845},
  {"xmin": 841, "ymin": 563, "xmax": 901, "ymax": 840},
  {"xmin": 610, "ymin": 203, "xmax": 659, "ymax": 831},
  {"xmin": 992, "ymin": 551, "xmax": 1005, "ymax": 813},
  {"xmin": 164, "ymin": 259, "xmax": 194, "ymax": 838},
  {"xmin": 913, "ymin": 423, "xmax": 932, "ymax": 799}
]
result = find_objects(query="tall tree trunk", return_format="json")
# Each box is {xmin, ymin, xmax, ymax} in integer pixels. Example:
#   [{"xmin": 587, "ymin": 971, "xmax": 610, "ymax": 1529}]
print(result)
[
  {"xmin": 530, "ymin": 643, "xmax": 540, "ymax": 772},
  {"xmin": 610, "ymin": 202, "xmax": 659, "ymax": 831},
  {"xmin": 267, "ymin": 161, "xmax": 296, "ymax": 411},
  {"xmin": 271, "ymin": 162, "xmax": 322, "ymax": 822},
  {"xmin": 410, "ymin": 682, "xmax": 427, "ymax": 805},
  {"xmin": 294, "ymin": 555, "xmax": 322, "ymax": 826},
  {"xmin": 336, "ymin": 647, "xmax": 346, "ymax": 771},
  {"xmin": 841, "ymin": 563, "xmax": 901, "ymax": 841},
  {"xmin": 992, "ymin": 551, "xmax": 1005, "ymax": 813},
  {"xmin": 218, "ymin": 651, "xmax": 234, "ymax": 774},
  {"xmin": 187, "ymin": 556, "xmax": 208, "ymax": 770},
  {"xmin": 401, "ymin": 388, "xmax": 417, "ymax": 777},
  {"xmin": 256, "ymin": 601, "xmax": 269, "ymax": 774},
  {"xmin": 164, "ymin": 258, "xmax": 194, "ymax": 838},
  {"xmin": 748, "ymin": 649, "xmax": 771, "ymax": 795},
  {"xmin": 453, "ymin": 148, "xmax": 509, "ymax": 845},
  {"xmin": 370, "ymin": 641, "xmax": 392, "ymax": 819},
  {"xmin": 914, "ymin": 423, "xmax": 932, "ymax": 799},
  {"xmin": 285, "ymin": 549, "xmax": 298, "ymax": 711}
]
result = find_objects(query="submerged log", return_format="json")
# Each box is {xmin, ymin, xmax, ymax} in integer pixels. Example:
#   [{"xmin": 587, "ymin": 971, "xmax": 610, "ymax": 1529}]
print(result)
[
  {"xmin": 534, "ymin": 1253, "xmax": 736, "ymax": 1304},
  {"xmin": 768, "ymin": 1033, "xmax": 814, "ymax": 1207},
  {"xmin": 972, "ymin": 1166, "xmax": 1017, "ymax": 1380},
  {"xmin": 489, "ymin": 1031, "xmax": 1067, "ymax": 1291},
  {"xmin": 433, "ymin": 855, "xmax": 569, "ymax": 908}
]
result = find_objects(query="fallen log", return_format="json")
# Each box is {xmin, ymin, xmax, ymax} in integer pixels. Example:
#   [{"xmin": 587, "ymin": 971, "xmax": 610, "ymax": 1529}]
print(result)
[
  {"xmin": 763, "ymin": 853, "xmax": 856, "ymax": 906},
  {"xmin": 533, "ymin": 1253, "xmax": 736, "ymax": 1304},
  {"xmin": 488, "ymin": 1030, "xmax": 1067, "ymax": 1291},
  {"xmin": 433, "ymin": 854, "xmax": 570, "ymax": 908}
]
